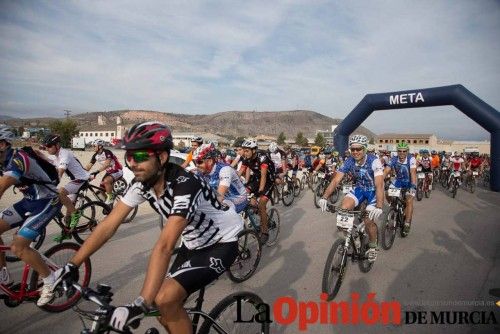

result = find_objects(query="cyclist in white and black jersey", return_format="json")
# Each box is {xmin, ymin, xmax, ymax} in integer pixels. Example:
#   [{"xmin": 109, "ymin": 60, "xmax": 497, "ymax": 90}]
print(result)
[
  {"xmin": 42, "ymin": 134, "xmax": 90, "ymax": 228},
  {"xmin": 52, "ymin": 122, "xmax": 242, "ymax": 334},
  {"xmin": 85, "ymin": 140, "xmax": 123, "ymax": 205},
  {"xmin": 0, "ymin": 126, "xmax": 63, "ymax": 306},
  {"xmin": 269, "ymin": 142, "xmax": 287, "ymax": 181}
]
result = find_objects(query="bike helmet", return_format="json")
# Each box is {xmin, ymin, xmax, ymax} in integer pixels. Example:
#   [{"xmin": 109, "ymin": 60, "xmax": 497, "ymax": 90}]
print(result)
[
  {"xmin": 43, "ymin": 134, "xmax": 61, "ymax": 146},
  {"xmin": 0, "ymin": 126, "xmax": 15, "ymax": 143},
  {"xmin": 93, "ymin": 139, "xmax": 105, "ymax": 147},
  {"xmin": 241, "ymin": 138, "xmax": 258, "ymax": 149},
  {"xmin": 431, "ymin": 150, "xmax": 437, "ymax": 155},
  {"xmin": 349, "ymin": 135, "xmax": 368, "ymax": 148},
  {"xmin": 268, "ymin": 142, "xmax": 278, "ymax": 153},
  {"xmin": 122, "ymin": 121, "xmax": 173, "ymax": 151},
  {"xmin": 421, "ymin": 149, "xmax": 429, "ymax": 154},
  {"xmin": 191, "ymin": 136, "xmax": 203, "ymax": 144},
  {"xmin": 332, "ymin": 151, "xmax": 339, "ymax": 157},
  {"xmin": 396, "ymin": 142, "xmax": 409, "ymax": 151},
  {"xmin": 193, "ymin": 143, "xmax": 217, "ymax": 161}
]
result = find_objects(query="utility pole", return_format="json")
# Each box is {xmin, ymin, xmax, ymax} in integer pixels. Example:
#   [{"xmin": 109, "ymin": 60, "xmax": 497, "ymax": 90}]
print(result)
[{"xmin": 64, "ymin": 109, "xmax": 71, "ymax": 119}]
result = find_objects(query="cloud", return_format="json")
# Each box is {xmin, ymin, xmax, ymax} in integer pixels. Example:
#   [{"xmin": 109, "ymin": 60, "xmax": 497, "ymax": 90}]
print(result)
[{"xmin": 0, "ymin": 0, "xmax": 499, "ymax": 139}]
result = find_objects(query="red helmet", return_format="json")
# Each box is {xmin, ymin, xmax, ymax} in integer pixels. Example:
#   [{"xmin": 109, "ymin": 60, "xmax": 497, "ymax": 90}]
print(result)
[
  {"xmin": 122, "ymin": 121, "xmax": 173, "ymax": 151},
  {"xmin": 193, "ymin": 143, "xmax": 217, "ymax": 161}
]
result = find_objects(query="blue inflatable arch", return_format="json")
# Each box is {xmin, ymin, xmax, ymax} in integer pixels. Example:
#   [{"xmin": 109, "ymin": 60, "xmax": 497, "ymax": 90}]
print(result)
[{"xmin": 333, "ymin": 85, "xmax": 500, "ymax": 192}]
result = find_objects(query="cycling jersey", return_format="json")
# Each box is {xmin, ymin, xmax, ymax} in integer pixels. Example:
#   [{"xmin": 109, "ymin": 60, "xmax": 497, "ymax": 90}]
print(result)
[
  {"xmin": 339, "ymin": 155, "xmax": 384, "ymax": 192},
  {"xmin": 417, "ymin": 157, "xmax": 432, "ymax": 172},
  {"xmin": 90, "ymin": 149, "xmax": 122, "ymax": 174},
  {"xmin": 270, "ymin": 149, "xmax": 286, "ymax": 169},
  {"xmin": 47, "ymin": 148, "xmax": 90, "ymax": 181},
  {"xmin": 431, "ymin": 155, "xmax": 440, "ymax": 169},
  {"xmin": 450, "ymin": 157, "xmax": 464, "ymax": 171},
  {"xmin": 286, "ymin": 151, "xmax": 298, "ymax": 168},
  {"xmin": 241, "ymin": 152, "xmax": 273, "ymax": 185},
  {"xmin": 469, "ymin": 157, "xmax": 482, "ymax": 169},
  {"xmin": 201, "ymin": 162, "xmax": 248, "ymax": 213},
  {"xmin": 121, "ymin": 163, "xmax": 243, "ymax": 250},
  {"xmin": 3, "ymin": 150, "xmax": 59, "ymax": 200},
  {"xmin": 325, "ymin": 157, "xmax": 337, "ymax": 171},
  {"xmin": 388, "ymin": 155, "xmax": 417, "ymax": 188}
]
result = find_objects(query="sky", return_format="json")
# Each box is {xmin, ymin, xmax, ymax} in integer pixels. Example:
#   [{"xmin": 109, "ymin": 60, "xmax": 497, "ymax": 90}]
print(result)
[{"xmin": 1, "ymin": 0, "xmax": 499, "ymax": 140}]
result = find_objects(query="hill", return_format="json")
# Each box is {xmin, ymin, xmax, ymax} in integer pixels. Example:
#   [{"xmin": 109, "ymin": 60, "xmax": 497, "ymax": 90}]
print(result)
[{"xmin": 4, "ymin": 110, "xmax": 376, "ymax": 140}]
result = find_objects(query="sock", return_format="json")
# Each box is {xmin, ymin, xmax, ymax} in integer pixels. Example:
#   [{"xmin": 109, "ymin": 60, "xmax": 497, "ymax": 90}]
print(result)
[
  {"xmin": 368, "ymin": 242, "xmax": 377, "ymax": 248},
  {"xmin": 106, "ymin": 193, "xmax": 113, "ymax": 200},
  {"xmin": 43, "ymin": 272, "xmax": 55, "ymax": 285}
]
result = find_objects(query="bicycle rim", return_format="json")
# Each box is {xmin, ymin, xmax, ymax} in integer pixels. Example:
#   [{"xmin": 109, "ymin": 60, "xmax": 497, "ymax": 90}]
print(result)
[
  {"xmin": 227, "ymin": 230, "xmax": 261, "ymax": 283},
  {"xmin": 382, "ymin": 209, "xmax": 397, "ymax": 250},
  {"xmin": 72, "ymin": 201, "xmax": 110, "ymax": 244},
  {"xmin": 281, "ymin": 182, "xmax": 294, "ymax": 206},
  {"xmin": 265, "ymin": 208, "xmax": 280, "ymax": 246}
]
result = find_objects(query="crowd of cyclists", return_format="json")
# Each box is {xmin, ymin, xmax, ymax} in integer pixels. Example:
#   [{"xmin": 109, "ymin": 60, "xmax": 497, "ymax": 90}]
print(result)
[{"xmin": 0, "ymin": 121, "xmax": 493, "ymax": 333}]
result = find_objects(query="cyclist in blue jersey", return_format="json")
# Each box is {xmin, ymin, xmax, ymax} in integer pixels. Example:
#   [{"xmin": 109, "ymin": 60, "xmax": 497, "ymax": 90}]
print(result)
[
  {"xmin": 0, "ymin": 126, "xmax": 63, "ymax": 306},
  {"xmin": 383, "ymin": 141, "xmax": 417, "ymax": 236},
  {"xmin": 194, "ymin": 143, "xmax": 248, "ymax": 213},
  {"xmin": 319, "ymin": 135, "xmax": 384, "ymax": 262}
]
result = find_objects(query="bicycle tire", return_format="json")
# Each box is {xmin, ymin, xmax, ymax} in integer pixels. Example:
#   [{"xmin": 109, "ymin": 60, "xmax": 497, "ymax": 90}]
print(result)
[
  {"xmin": 227, "ymin": 229, "xmax": 261, "ymax": 283},
  {"xmin": 381, "ymin": 209, "xmax": 397, "ymax": 250},
  {"xmin": 265, "ymin": 207, "xmax": 280, "ymax": 246},
  {"xmin": 313, "ymin": 182, "xmax": 325, "ymax": 208},
  {"xmin": 452, "ymin": 180, "xmax": 458, "ymax": 198},
  {"xmin": 6, "ymin": 228, "xmax": 46, "ymax": 263},
  {"xmin": 293, "ymin": 178, "xmax": 301, "ymax": 197},
  {"xmin": 30, "ymin": 242, "xmax": 92, "ymax": 312},
  {"xmin": 416, "ymin": 181, "xmax": 423, "ymax": 201},
  {"xmin": 300, "ymin": 175, "xmax": 306, "ymax": 190},
  {"xmin": 470, "ymin": 177, "xmax": 476, "ymax": 193},
  {"xmin": 358, "ymin": 232, "xmax": 374, "ymax": 273},
  {"xmin": 198, "ymin": 291, "xmax": 269, "ymax": 334},
  {"xmin": 281, "ymin": 181, "xmax": 294, "ymax": 206},
  {"xmin": 321, "ymin": 238, "xmax": 348, "ymax": 301},
  {"xmin": 72, "ymin": 201, "xmax": 111, "ymax": 244},
  {"xmin": 72, "ymin": 195, "xmax": 96, "ymax": 232}
]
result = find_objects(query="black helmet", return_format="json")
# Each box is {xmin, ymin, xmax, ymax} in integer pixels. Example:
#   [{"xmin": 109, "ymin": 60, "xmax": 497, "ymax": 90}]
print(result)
[
  {"xmin": 43, "ymin": 134, "xmax": 61, "ymax": 146},
  {"xmin": 122, "ymin": 121, "xmax": 173, "ymax": 151}
]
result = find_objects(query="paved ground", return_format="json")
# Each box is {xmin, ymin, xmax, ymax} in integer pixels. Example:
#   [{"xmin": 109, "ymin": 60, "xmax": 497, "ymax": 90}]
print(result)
[{"xmin": 1, "ymin": 168, "xmax": 499, "ymax": 333}]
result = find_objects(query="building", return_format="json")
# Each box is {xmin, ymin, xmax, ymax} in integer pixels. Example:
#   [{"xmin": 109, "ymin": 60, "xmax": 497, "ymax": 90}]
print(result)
[
  {"xmin": 376, "ymin": 133, "xmax": 438, "ymax": 152},
  {"xmin": 315, "ymin": 125, "xmax": 337, "ymax": 145},
  {"xmin": 76, "ymin": 126, "xmax": 119, "ymax": 144}
]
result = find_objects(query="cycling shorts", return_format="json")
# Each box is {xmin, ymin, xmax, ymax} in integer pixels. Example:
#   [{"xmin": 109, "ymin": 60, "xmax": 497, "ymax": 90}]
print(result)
[
  {"xmin": 0, "ymin": 197, "xmax": 62, "ymax": 240},
  {"xmin": 102, "ymin": 170, "xmax": 124, "ymax": 183},
  {"xmin": 393, "ymin": 180, "xmax": 415, "ymax": 197},
  {"xmin": 63, "ymin": 179, "xmax": 87, "ymax": 195},
  {"xmin": 168, "ymin": 241, "xmax": 238, "ymax": 295},
  {"xmin": 247, "ymin": 179, "xmax": 273, "ymax": 201},
  {"xmin": 346, "ymin": 188, "xmax": 376, "ymax": 207},
  {"xmin": 223, "ymin": 198, "xmax": 248, "ymax": 214}
]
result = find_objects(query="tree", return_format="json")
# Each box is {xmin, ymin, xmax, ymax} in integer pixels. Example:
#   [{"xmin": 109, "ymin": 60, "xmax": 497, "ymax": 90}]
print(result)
[
  {"xmin": 314, "ymin": 133, "xmax": 326, "ymax": 147},
  {"xmin": 277, "ymin": 132, "xmax": 286, "ymax": 145},
  {"xmin": 48, "ymin": 119, "xmax": 79, "ymax": 148},
  {"xmin": 295, "ymin": 132, "xmax": 308, "ymax": 147},
  {"xmin": 18, "ymin": 126, "xmax": 25, "ymax": 137}
]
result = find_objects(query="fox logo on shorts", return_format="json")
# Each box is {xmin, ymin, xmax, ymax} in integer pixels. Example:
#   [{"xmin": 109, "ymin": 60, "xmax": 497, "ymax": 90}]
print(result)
[{"xmin": 209, "ymin": 257, "xmax": 225, "ymax": 274}]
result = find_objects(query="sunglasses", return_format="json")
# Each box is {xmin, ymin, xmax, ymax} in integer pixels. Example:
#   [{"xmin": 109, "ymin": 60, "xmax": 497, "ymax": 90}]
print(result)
[
  {"xmin": 350, "ymin": 147, "xmax": 364, "ymax": 152},
  {"xmin": 397, "ymin": 150, "xmax": 408, "ymax": 153},
  {"xmin": 195, "ymin": 159, "xmax": 205, "ymax": 165},
  {"xmin": 125, "ymin": 150, "xmax": 155, "ymax": 163}
]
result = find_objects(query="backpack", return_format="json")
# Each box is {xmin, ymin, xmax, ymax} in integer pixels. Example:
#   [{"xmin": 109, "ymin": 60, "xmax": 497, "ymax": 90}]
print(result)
[{"xmin": 18, "ymin": 146, "xmax": 60, "ymax": 187}]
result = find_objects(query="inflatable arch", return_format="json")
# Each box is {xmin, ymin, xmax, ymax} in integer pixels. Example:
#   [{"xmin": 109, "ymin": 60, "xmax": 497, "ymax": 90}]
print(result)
[{"xmin": 333, "ymin": 85, "xmax": 500, "ymax": 192}]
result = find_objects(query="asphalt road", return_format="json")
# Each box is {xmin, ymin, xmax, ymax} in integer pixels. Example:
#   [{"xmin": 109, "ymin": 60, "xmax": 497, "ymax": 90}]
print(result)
[{"xmin": 1, "ymin": 182, "xmax": 499, "ymax": 334}]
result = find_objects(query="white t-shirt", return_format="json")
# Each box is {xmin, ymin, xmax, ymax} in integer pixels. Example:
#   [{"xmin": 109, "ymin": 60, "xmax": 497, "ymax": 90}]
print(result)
[{"xmin": 47, "ymin": 148, "xmax": 90, "ymax": 180}]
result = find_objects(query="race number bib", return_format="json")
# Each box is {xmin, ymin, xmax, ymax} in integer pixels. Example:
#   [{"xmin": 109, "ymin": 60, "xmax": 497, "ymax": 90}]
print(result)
[
  {"xmin": 417, "ymin": 166, "xmax": 422, "ymax": 172},
  {"xmin": 317, "ymin": 172, "xmax": 325, "ymax": 179},
  {"xmin": 454, "ymin": 171, "xmax": 461, "ymax": 177},
  {"xmin": 388, "ymin": 187, "xmax": 401, "ymax": 197},
  {"xmin": 342, "ymin": 184, "xmax": 353, "ymax": 194},
  {"xmin": 417, "ymin": 173, "xmax": 425, "ymax": 179},
  {"xmin": 472, "ymin": 171, "xmax": 479, "ymax": 176},
  {"xmin": 336, "ymin": 212, "xmax": 354, "ymax": 229}
]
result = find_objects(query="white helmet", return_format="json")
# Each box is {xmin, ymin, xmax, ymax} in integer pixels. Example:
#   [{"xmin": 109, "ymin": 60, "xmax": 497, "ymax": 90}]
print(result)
[
  {"xmin": 0, "ymin": 126, "xmax": 15, "ymax": 143},
  {"xmin": 241, "ymin": 138, "xmax": 258, "ymax": 149},
  {"xmin": 191, "ymin": 136, "xmax": 203, "ymax": 144},
  {"xmin": 268, "ymin": 142, "xmax": 278, "ymax": 153},
  {"xmin": 93, "ymin": 139, "xmax": 105, "ymax": 147},
  {"xmin": 349, "ymin": 135, "xmax": 368, "ymax": 148}
]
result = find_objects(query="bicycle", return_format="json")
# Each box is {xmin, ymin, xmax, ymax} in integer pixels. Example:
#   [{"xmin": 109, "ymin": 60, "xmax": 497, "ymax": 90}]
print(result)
[
  {"xmin": 0, "ymin": 242, "xmax": 92, "ymax": 312},
  {"xmin": 157, "ymin": 214, "xmax": 262, "ymax": 284},
  {"xmin": 464, "ymin": 170, "xmax": 479, "ymax": 193},
  {"xmin": 415, "ymin": 166, "xmax": 425, "ymax": 201},
  {"xmin": 439, "ymin": 166, "xmax": 450, "ymax": 188},
  {"xmin": 321, "ymin": 203, "xmax": 374, "ymax": 301},
  {"xmin": 242, "ymin": 197, "xmax": 281, "ymax": 247},
  {"xmin": 313, "ymin": 171, "xmax": 338, "ymax": 208},
  {"xmin": 68, "ymin": 273, "xmax": 269, "ymax": 333},
  {"xmin": 381, "ymin": 186, "xmax": 409, "ymax": 250},
  {"xmin": 271, "ymin": 175, "xmax": 295, "ymax": 207},
  {"xmin": 448, "ymin": 170, "xmax": 461, "ymax": 198}
]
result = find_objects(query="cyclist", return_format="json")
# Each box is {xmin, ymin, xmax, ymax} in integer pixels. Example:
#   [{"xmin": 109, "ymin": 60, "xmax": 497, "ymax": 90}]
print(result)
[
  {"xmin": 417, "ymin": 149, "xmax": 433, "ymax": 189},
  {"xmin": 42, "ymin": 134, "xmax": 90, "ymax": 228},
  {"xmin": 448, "ymin": 151, "xmax": 466, "ymax": 189},
  {"xmin": 52, "ymin": 122, "xmax": 242, "ymax": 333},
  {"xmin": 240, "ymin": 138, "xmax": 272, "ymax": 243},
  {"xmin": 85, "ymin": 139, "xmax": 123, "ymax": 205},
  {"xmin": 319, "ymin": 135, "xmax": 384, "ymax": 262},
  {"xmin": 268, "ymin": 142, "xmax": 287, "ymax": 183},
  {"xmin": 284, "ymin": 145, "xmax": 299, "ymax": 182},
  {"xmin": 181, "ymin": 136, "xmax": 203, "ymax": 169},
  {"xmin": 194, "ymin": 143, "xmax": 248, "ymax": 213},
  {"xmin": 431, "ymin": 150, "xmax": 440, "ymax": 175},
  {"xmin": 383, "ymin": 142, "xmax": 417, "ymax": 236},
  {"xmin": 0, "ymin": 126, "xmax": 62, "ymax": 305},
  {"xmin": 467, "ymin": 151, "xmax": 483, "ymax": 179}
]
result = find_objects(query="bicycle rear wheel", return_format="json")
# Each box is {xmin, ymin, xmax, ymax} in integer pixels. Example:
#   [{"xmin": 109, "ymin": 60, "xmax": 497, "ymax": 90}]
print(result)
[
  {"xmin": 72, "ymin": 201, "xmax": 111, "ymax": 244},
  {"xmin": 381, "ymin": 209, "xmax": 397, "ymax": 250},
  {"xmin": 322, "ymin": 238, "xmax": 348, "ymax": 301},
  {"xmin": 313, "ymin": 182, "xmax": 325, "ymax": 208},
  {"xmin": 30, "ymin": 242, "xmax": 92, "ymax": 312},
  {"xmin": 198, "ymin": 291, "xmax": 269, "ymax": 334},
  {"xmin": 227, "ymin": 229, "xmax": 261, "ymax": 283},
  {"xmin": 281, "ymin": 180, "xmax": 294, "ymax": 206}
]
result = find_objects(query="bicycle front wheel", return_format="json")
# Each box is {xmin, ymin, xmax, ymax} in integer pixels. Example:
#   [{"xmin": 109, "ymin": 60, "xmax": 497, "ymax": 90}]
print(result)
[
  {"xmin": 265, "ymin": 207, "xmax": 280, "ymax": 246},
  {"xmin": 30, "ymin": 242, "xmax": 92, "ymax": 312},
  {"xmin": 72, "ymin": 201, "xmax": 111, "ymax": 244},
  {"xmin": 381, "ymin": 209, "xmax": 397, "ymax": 250},
  {"xmin": 281, "ymin": 181, "xmax": 294, "ymax": 206},
  {"xmin": 322, "ymin": 238, "xmax": 348, "ymax": 301},
  {"xmin": 198, "ymin": 291, "xmax": 270, "ymax": 334},
  {"xmin": 227, "ymin": 229, "xmax": 262, "ymax": 283}
]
